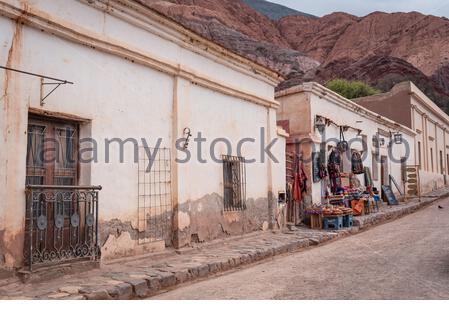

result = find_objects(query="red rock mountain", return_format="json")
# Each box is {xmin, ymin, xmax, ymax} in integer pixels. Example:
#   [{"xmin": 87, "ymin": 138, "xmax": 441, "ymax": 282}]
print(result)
[
  {"xmin": 137, "ymin": 0, "xmax": 449, "ymax": 113},
  {"xmin": 278, "ymin": 11, "xmax": 449, "ymax": 78},
  {"xmin": 143, "ymin": 0, "xmax": 288, "ymax": 46}
]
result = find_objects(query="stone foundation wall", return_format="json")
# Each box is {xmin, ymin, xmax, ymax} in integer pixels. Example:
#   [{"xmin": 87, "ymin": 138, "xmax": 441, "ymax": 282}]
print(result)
[
  {"xmin": 99, "ymin": 219, "xmax": 166, "ymax": 261},
  {"xmin": 98, "ymin": 193, "xmax": 276, "ymax": 259},
  {"xmin": 175, "ymin": 193, "xmax": 274, "ymax": 248}
]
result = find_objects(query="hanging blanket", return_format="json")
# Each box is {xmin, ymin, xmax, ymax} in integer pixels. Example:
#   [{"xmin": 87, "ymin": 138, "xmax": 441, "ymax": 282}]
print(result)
[
  {"xmin": 351, "ymin": 151, "xmax": 364, "ymax": 174},
  {"xmin": 328, "ymin": 150, "xmax": 341, "ymax": 194}
]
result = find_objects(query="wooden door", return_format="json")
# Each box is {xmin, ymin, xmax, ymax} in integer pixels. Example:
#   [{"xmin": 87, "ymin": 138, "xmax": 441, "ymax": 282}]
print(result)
[{"xmin": 26, "ymin": 115, "xmax": 80, "ymax": 265}]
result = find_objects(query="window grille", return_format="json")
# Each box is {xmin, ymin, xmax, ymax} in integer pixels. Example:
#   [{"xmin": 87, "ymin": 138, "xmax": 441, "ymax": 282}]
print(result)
[
  {"xmin": 222, "ymin": 155, "xmax": 246, "ymax": 211},
  {"xmin": 138, "ymin": 146, "xmax": 172, "ymax": 245}
]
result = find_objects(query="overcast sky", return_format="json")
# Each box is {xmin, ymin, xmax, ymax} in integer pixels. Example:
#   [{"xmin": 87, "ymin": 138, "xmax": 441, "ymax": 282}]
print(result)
[{"xmin": 270, "ymin": 0, "xmax": 449, "ymax": 18}]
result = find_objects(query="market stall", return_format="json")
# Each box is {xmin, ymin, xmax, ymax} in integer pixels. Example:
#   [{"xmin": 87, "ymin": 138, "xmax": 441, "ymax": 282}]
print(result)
[{"xmin": 304, "ymin": 132, "xmax": 380, "ymax": 230}]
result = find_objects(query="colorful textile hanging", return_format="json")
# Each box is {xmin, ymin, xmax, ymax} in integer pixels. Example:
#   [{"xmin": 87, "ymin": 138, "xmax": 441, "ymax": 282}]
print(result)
[
  {"xmin": 364, "ymin": 167, "xmax": 373, "ymax": 187},
  {"xmin": 319, "ymin": 163, "xmax": 328, "ymax": 179},
  {"xmin": 351, "ymin": 151, "xmax": 364, "ymax": 174},
  {"xmin": 292, "ymin": 156, "xmax": 308, "ymax": 202},
  {"xmin": 328, "ymin": 149, "xmax": 341, "ymax": 194},
  {"xmin": 293, "ymin": 172, "xmax": 301, "ymax": 202},
  {"xmin": 328, "ymin": 149, "xmax": 341, "ymax": 165}
]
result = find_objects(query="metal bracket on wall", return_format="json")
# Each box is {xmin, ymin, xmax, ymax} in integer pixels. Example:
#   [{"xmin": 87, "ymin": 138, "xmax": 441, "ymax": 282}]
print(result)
[
  {"xmin": 40, "ymin": 77, "xmax": 72, "ymax": 106},
  {"xmin": 0, "ymin": 66, "xmax": 73, "ymax": 106}
]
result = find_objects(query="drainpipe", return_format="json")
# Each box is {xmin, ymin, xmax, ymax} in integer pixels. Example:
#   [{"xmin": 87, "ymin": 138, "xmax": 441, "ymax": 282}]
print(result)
[
  {"xmin": 266, "ymin": 108, "xmax": 274, "ymax": 229},
  {"xmin": 171, "ymin": 74, "xmax": 180, "ymax": 248}
]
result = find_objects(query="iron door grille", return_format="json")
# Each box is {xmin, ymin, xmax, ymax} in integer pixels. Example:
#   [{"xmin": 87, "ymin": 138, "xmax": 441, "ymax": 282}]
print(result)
[
  {"xmin": 222, "ymin": 155, "xmax": 246, "ymax": 211},
  {"xmin": 24, "ymin": 185, "xmax": 101, "ymax": 271}
]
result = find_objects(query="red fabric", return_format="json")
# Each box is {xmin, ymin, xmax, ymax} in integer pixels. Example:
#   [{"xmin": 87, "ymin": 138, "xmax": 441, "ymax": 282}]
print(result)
[
  {"xmin": 292, "ymin": 160, "xmax": 307, "ymax": 202},
  {"xmin": 293, "ymin": 172, "xmax": 301, "ymax": 201}
]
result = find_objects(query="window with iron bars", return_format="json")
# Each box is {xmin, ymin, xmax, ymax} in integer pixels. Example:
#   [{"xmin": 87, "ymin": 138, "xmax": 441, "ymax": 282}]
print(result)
[{"xmin": 222, "ymin": 155, "xmax": 246, "ymax": 211}]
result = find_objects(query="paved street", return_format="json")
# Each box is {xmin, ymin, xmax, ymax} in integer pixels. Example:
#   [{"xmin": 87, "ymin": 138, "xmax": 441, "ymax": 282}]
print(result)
[{"xmin": 154, "ymin": 197, "xmax": 449, "ymax": 299}]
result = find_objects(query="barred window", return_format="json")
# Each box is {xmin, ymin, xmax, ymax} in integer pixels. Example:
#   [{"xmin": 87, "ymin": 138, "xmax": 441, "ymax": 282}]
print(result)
[{"xmin": 222, "ymin": 155, "xmax": 246, "ymax": 211}]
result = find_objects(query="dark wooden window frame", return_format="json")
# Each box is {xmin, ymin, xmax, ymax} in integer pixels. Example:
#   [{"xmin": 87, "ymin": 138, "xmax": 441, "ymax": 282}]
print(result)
[{"xmin": 26, "ymin": 114, "xmax": 80, "ymax": 187}]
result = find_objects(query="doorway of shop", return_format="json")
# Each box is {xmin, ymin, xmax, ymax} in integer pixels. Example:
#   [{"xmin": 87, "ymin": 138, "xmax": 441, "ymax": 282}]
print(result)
[{"xmin": 380, "ymin": 156, "xmax": 389, "ymax": 201}]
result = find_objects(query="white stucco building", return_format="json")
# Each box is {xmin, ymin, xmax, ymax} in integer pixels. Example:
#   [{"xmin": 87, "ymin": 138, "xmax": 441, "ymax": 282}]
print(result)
[
  {"xmin": 0, "ymin": 0, "xmax": 286, "ymax": 273},
  {"xmin": 276, "ymin": 82, "xmax": 416, "ymax": 206},
  {"xmin": 355, "ymin": 82, "xmax": 449, "ymax": 194}
]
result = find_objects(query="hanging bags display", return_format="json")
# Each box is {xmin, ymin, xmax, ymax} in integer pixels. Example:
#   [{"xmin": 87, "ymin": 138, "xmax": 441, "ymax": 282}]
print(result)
[{"xmin": 337, "ymin": 127, "xmax": 349, "ymax": 153}]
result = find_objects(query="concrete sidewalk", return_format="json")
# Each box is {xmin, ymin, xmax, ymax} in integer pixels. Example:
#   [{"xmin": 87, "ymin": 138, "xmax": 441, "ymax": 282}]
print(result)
[{"xmin": 1, "ymin": 187, "xmax": 448, "ymax": 300}]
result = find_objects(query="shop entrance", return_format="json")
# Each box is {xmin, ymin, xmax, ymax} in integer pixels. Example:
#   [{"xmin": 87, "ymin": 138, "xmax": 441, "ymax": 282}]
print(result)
[
  {"xmin": 380, "ymin": 156, "xmax": 389, "ymax": 201},
  {"xmin": 285, "ymin": 150, "xmax": 302, "ymax": 225}
]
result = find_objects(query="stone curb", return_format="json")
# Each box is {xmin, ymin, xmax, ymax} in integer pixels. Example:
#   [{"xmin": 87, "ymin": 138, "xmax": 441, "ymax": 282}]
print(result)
[
  {"xmin": 62, "ymin": 189, "xmax": 449, "ymax": 300},
  {"xmin": 78, "ymin": 231, "xmax": 356, "ymax": 300},
  {"xmin": 354, "ymin": 191, "xmax": 449, "ymax": 230}
]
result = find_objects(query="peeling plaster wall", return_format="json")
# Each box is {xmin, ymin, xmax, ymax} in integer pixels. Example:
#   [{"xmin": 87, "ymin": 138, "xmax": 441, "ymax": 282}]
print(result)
[
  {"xmin": 0, "ymin": 11, "xmax": 176, "ymax": 265},
  {"xmin": 173, "ymin": 80, "xmax": 284, "ymax": 247},
  {"xmin": 0, "ymin": 0, "xmax": 284, "ymax": 266},
  {"xmin": 176, "ymin": 194, "xmax": 270, "ymax": 245},
  {"xmin": 99, "ymin": 219, "xmax": 165, "ymax": 260},
  {"xmin": 0, "ymin": 21, "xmax": 174, "ymax": 264},
  {"xmin": 0, "ymin": 15, "xmax": 29, "ymax": 270}
]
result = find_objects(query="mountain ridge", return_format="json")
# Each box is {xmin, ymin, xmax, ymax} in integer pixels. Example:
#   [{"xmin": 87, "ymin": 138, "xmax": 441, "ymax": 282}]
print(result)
[
  {"xmin": 242, "ymin": 0, "xmax": 316, "ymax": 20},
  {"xmin": 137, "ymin": 0, "xmax": 449, "ymax": 114}
]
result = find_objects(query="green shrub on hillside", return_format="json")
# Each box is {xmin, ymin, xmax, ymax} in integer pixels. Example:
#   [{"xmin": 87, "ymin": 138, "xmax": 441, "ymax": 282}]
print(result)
[{"xmin": 326, "ymin": 79, "xmax": 381, "ymax": 99}]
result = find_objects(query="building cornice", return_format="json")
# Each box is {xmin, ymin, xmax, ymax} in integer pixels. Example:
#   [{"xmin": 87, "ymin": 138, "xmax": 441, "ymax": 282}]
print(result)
[
  {"xmin": 81, "ymin": 0, "xmax": 283, "ymax": 86},
  {"xmin": 276, "ymin": 82, "xmax": 416, "ymax": 136},
  {"xmin": 0, "ymin": 0, "xmax": 280, "ymax": 109},
  {"xmin": 412, "ymin": 104, "xmax": 447, "ymax": 130},
  {"xmin": 408, "ymin": 82, "xmax": 449, "ymax": 127}
]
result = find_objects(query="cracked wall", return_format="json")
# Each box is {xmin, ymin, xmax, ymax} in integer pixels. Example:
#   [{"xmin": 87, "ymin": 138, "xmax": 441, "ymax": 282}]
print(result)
[
  {"xmin": 174, "ymin": 193, "xmax": 276, "ymax": 248},
  {"xmin": 0, "ymin": 1, "xmax": 286, "ymax": 269},
  {"xmin": 0, "ymin": 229, "xmax": 23, "ymax": 276},
  {"xmin": 99, "ymin": 219, "xmax": 166, "ymax": 260}
]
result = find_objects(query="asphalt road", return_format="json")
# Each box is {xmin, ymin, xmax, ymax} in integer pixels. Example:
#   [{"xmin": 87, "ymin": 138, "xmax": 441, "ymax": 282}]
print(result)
[{"xmin": 153, "ymin": 197, "xmax": 449, "ymax": 299}]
